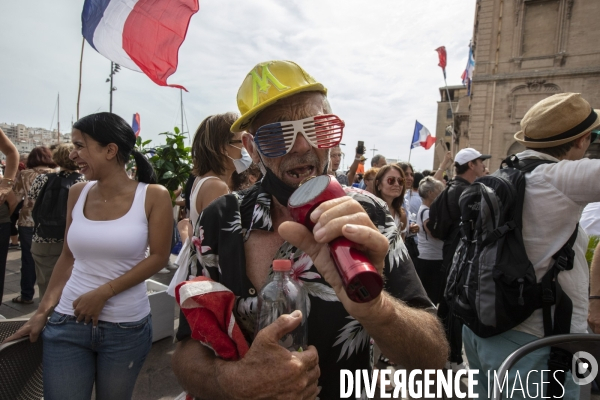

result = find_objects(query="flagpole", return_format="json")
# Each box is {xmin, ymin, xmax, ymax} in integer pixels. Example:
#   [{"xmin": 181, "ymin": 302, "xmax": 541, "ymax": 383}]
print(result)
[
  {"xmin": 77, "ymin": 37, "xmax": 84, "ymax": 120},
  {"xmin": 442, "ymin": 75, "xmax": 456, "ymax": 167},
  {"xmin": 435, "ymin": 47, "xmax": 456, "ymax": 177},
  {"xmin": 408, "ymin": 120, "xmax": 416, "ymax": 164}
]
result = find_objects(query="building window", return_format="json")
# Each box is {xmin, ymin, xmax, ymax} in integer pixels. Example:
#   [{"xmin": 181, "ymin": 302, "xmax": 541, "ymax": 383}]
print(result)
[
  {"xmin": 522, "ymin": 0, "xmax": 560, "ymax": 57},
  {"xmin": 513, "ymin": 0, "xmax": 573, "ymax": 67},
  {"xmin": 447, "ymin": 108, "xmax": 453, "ymax": 120}
]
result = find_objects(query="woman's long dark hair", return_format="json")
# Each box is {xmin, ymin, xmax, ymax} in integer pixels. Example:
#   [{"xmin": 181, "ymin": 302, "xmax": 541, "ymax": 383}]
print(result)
[
  {"xmin": 374, "ymin": 164, "xmax": 406, "ymax": 218},
  {"xmin": 73, "ymin": 112, "xmax": 156, "ymax": 184}
]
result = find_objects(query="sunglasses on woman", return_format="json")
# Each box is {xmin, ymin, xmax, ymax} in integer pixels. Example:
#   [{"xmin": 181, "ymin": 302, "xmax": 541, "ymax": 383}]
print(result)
[
  {"xmin": 385, "ymin": 177, "xmax": 404, "ymax": 186},
  {"xmin": 253, "ymin": 114, "xmax": 344, "ymax": 158}
]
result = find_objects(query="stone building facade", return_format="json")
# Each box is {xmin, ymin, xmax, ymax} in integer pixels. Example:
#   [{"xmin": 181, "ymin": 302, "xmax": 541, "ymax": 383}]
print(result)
[{"xmin": 437, "ymin": 0, "xmax": 600, "ymax": 171}]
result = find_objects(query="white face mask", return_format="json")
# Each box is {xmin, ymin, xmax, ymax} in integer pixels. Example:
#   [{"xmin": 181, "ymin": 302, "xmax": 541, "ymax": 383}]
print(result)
[{"xmin": 228, "ymin": 144, "xmax": 253, "ymax": 173}]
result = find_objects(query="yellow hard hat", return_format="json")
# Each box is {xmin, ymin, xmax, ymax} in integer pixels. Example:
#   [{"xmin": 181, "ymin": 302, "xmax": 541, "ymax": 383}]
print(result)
[{"xmin": 231, "ymin": 60, "xmax": 327, "ymax": 133}]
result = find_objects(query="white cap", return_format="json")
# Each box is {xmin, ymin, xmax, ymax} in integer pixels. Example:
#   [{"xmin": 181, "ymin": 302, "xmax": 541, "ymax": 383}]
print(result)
[{"xmin": 454, "ymin": 148, "xmax": 491, "ymax": 165}]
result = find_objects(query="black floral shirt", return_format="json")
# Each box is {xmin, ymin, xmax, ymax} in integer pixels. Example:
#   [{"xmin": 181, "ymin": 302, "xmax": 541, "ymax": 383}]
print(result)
[{"xmin": 176, "ymin": 180, "xmax": 432, "ymax": 400}]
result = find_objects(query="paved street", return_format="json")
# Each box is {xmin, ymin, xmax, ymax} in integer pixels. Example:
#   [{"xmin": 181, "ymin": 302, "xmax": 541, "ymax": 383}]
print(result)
[{"xmin": 1, "ymin": 250, "xmax": 184, "ymax": 400}]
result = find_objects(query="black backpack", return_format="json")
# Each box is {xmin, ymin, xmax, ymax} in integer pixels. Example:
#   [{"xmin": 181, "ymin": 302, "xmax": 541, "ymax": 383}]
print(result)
[
  {"xmin": 426, "ymin": 179, "xmax": 464, "ymax": 240},
  {"xmin": 32, "ymin": 173, "xmax": 81, "ymax": 240},
  {"xmin": 444, "ymin": 155, "xmax": 577, "ymax": 339}
]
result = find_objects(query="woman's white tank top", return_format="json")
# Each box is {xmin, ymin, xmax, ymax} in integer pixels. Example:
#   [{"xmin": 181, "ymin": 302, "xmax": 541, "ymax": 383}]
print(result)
[
  {"xmin": 55, "ymin": 182, "xmax": 151, "ymax": 323},
  {"xmin": 189, "ymin": 176, "xmax": 222, "ymax": 227}
]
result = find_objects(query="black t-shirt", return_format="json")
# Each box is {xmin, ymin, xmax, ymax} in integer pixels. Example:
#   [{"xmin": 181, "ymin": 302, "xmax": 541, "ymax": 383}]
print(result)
[
  {"xmin": 176, "ymin": 181, "xmax": 432, "ymax": 399},
  {"xmin": 441, "ymin": 176, "xmax": 471, "ymax": 266}
]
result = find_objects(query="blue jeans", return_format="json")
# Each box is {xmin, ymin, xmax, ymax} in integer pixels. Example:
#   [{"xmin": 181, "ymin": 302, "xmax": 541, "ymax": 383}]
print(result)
[
  {"xmin": 0, "ymin": 222, "xmax": 11, "ymax": 306},
  {"xmin": 42, "ymin": 311, "xmax": 152, "ymax": 400},
  {"xmin": 463, "ymin": 326, "xmax": 579, "ymax": 399},
  {"xmin": 18, "ymin": 226, "xmax": 35, "ymax": 300}
]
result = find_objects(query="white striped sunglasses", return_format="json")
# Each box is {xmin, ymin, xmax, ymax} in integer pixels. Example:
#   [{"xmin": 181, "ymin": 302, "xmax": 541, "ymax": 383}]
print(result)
[{"xmin": 253, "ymin": 114, "xmax": 344, "ymax": 158}]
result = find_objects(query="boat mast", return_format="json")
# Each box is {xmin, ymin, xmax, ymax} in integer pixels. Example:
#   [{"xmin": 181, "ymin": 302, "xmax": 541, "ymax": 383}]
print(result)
[
  {"xmin": 180, "ymin": 89, "xmax": 184, "ymax": 134},
  {"xmin": 57, "ymin": 93, "xmax": 60, "ymax": 144}
]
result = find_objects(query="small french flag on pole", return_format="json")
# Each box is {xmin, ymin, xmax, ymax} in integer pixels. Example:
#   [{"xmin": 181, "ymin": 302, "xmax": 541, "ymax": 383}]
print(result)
[
  {"xmin": 81, "ymin": 0, "xmax": 199, "ymax": 90},
  {"xmin": 411, "ymin": 121, "xmax": 436, "ymax": 150},
  {"xmin": 132, "ymin": 113, "xmax": 141, "ymax": 137}
]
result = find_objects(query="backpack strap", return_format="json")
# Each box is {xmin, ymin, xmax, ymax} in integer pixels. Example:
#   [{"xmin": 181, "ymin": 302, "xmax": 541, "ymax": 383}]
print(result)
[
  {"xmin": 541, "ymin": 224, "xmax": 578, "ymax": 398},
  {"xmin": 502, "ymin": 154, "xmax": 556, "ymax": 174},
  {"xmin": 419, "ymin": 208, "xmax": 428, "ymax": 241},
  {"xmin": 540, "ymin": 224, "xmax": 578, "ymax": 337}
]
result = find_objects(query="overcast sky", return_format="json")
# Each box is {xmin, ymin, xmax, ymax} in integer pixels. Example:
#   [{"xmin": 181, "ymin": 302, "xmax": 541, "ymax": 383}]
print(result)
[{"xmin": 0, "ymin": 0, "xmax": 475, "ymax": 171}]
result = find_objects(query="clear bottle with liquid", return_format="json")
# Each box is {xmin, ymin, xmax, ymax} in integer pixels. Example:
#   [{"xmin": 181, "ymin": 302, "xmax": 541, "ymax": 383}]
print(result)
[{"xmin": 256, "ymin": 259, "xmax": 308, "ymax": 351}]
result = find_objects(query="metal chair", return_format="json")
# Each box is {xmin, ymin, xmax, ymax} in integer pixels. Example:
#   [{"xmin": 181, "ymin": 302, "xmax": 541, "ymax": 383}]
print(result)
[
  {"xmin": 492, "ymin": 333, "xmax": 600, "ymax": 400},
  {"xmin": 0, "ymin": 319, "xmax": 43, "ymax": 400}
]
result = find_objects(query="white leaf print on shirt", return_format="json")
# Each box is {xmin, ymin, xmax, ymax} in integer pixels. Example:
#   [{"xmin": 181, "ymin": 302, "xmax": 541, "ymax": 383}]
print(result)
[
  {"xmin": 235, "ymin": 296, "xmax": 258, "ymax": 335},
  {"xmin": 250, "ymin": 193, "xmax": 273, "ymax": 231},
  {"xmin": 379, "ymin": 218, "xmax": 408, "ymax": 271},
  {"xmin": 223, "ymin": 210, "xmax": 242, "ymax": 234},
  {"xmin": 192, "ymin": 227, "xmax": 221, "ymax": 274},
  {"xmin": 333, "ymin": 317, "xmax": 370, "ymax": 362},
  {"xmin": 290, "ymin": 253, "xmax": 338, "ymax": 317}
]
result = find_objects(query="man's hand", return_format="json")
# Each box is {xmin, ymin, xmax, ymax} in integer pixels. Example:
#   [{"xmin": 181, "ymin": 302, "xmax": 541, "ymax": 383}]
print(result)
[
  {"xmin": 220, "ymin": 311, "xmax": 320, "ymax": 400},
  {"xmin": 279, "ymin": 197, "xmax": 389, "ymax": 319},
  {"xmin": 440, "ymin": 151, "xmax": 453, "ymax": 169}
]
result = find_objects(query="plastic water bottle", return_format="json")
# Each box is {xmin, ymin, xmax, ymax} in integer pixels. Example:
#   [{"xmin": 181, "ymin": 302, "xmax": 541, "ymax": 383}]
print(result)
[
  {"xmin": 256, "ymin": 259, "xmax": 308, "ymax": 351},
  {"xmin": 409, "ymin": 212, "xmax": 417, "ymax": 226}
]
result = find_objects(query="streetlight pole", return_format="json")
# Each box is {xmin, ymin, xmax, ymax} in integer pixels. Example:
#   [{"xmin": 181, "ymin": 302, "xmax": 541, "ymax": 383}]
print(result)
[
  {"xmin": 370, "ymin": 148, "xmax": 378, "ymax": 158},
  {"xmin": 107, "ymin": 62, "xmax": 120, "ymax": 113}
]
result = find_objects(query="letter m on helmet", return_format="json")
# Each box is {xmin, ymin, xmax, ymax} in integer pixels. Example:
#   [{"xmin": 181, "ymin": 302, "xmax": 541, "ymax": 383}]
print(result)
[{"xmin": 250, "ymin": 63, "xmax": 290, "ymax": 107}]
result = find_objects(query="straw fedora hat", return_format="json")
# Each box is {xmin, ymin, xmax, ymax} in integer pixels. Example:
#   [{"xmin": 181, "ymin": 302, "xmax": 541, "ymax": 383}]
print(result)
[{"xmin": 514, "ymin": 93, "xmax": 600, "ymax": 148}]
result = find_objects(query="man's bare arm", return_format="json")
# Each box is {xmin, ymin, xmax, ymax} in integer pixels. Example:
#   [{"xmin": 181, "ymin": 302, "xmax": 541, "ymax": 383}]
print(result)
[
  {"xmin": 433, "ymin": 151, "xmax": 453, "ymax": 184},
  {"xmin": 357, "ymin": 293, "xmax": 447, "ymax": 370},
  {"xmin": 172, "ymin": 338, "xmax": 230, "ymax": 399},
  {"xmin": 172, "ymin": 312, "xmax": 320, "ymax": 400},
  {"xmin": 346, "ymin": 155, "xmax": 361, "ymax": 186}
]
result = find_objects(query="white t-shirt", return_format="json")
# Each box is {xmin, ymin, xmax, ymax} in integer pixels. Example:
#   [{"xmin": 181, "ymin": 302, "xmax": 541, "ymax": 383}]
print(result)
[
  {"xmin": 580, "ymin": 202, "xmax": 600, "ymax": 237},
  {"xmin": 515, "ymin": 150, "xmax": 593, "ymax": 337},
  {"xmin": 416, "ymin": 205, "xmax": 443, "ymax": 260}
]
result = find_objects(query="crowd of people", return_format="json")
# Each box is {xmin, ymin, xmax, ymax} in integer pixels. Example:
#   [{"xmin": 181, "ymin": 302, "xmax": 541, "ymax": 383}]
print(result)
[{"xmin": 0, "ymin": 59, "xmax": 599, "ymax": 400}]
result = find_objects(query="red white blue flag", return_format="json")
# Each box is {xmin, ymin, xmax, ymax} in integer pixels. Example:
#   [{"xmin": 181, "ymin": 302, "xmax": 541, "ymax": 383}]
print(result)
[
  {"xmin": 132, "ymin": 113, "xmax": 141, "ymax": 137},
  {"xmin": 411, "ymin": 121, "xmax": 435, "ymax": 150},
  {"xmin": 461, "ymin": 44, "xmax": 475, "ymax": 95},
  {"xmin": 81, "ymin": 0, "xmax": 199, "ymax": 90}
]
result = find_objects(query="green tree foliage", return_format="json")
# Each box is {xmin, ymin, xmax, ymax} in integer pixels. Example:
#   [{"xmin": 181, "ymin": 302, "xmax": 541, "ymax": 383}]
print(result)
[{"xmin": 131, "ymin": 127, "xmax": 192, "ymax": 204}]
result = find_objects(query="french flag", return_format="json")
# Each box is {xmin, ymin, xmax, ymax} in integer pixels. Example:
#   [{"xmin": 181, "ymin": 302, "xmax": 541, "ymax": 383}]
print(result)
[
  {"xmin": 82, "ymin": 0, "xmax": 199, "ymax": 90},
  {"xmin": 132, "ymin": 113, "xmax": 141, "ymax": 137},
  {"xmin": 411, "ymin": 121, "xmax": 435, "ymax": 150}
]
